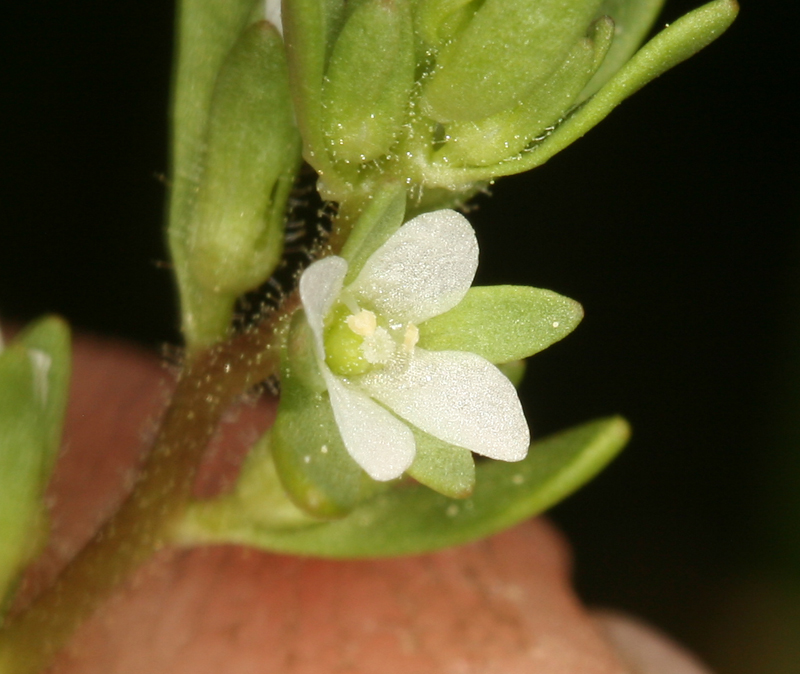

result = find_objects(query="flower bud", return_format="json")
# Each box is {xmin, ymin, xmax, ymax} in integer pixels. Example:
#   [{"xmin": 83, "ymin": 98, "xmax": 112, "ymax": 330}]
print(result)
[
  {"xmin": 322, "ymin": 0, "xmax": 415, "ymax": 163},
  {"xmin": 438, "ymin": 17, "xmax": 614, "ymax": 167},
  {"xmin": 420, "ymin": 0, "xmax": 605, "ymax": 123},
  {"xmin": 188, "ymin": 21, "xmax": 302, "ymax": 297}
]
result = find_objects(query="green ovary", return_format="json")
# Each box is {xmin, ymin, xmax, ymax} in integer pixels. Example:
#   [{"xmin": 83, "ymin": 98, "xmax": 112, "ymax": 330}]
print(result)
[
  {"xmin": 324, "ymin": 304, "xmax": 372, "ymax": 377},
  {"xmin": 324, "ymin": 303, "xmax": 419, "ymax": 377}
]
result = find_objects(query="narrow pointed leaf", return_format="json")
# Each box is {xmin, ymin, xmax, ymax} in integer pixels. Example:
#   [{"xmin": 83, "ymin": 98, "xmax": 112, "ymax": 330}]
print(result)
[
  {"xmin": 173, "ymin": 417, "xmax": 630, "ymax": 558},
  {"xmin": 434, "ymin": 0, "xmax": 738, "ymax": 184}
]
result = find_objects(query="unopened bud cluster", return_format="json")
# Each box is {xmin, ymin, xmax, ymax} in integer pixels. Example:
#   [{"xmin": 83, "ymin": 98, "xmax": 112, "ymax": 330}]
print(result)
[{"xmin": 286, "ymin": 0, "xmax": 643, "ymax": 200}]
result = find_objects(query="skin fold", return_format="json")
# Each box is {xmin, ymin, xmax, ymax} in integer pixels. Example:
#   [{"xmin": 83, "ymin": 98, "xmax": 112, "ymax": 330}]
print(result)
[{"xmin": 13, "ymin": 336, "xmax": 710, "ymax": 674}]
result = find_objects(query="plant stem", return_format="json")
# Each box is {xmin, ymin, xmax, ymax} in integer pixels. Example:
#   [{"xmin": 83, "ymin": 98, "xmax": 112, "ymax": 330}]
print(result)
[{"xmin": 0, "ymin": 302, "xmax": 295, "ymax": 674}]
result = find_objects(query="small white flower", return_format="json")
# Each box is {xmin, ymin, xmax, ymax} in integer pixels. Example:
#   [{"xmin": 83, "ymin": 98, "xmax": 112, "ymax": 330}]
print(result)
[{"xmin": 299, "ymin": 209, "xmax": 530, "ymax": 481}]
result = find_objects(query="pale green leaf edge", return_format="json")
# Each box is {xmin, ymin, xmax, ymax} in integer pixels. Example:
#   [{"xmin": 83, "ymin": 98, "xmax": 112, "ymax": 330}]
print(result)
[{"xmin": 174, "ymin": 416, "xmax": 630, "ymax": 558}]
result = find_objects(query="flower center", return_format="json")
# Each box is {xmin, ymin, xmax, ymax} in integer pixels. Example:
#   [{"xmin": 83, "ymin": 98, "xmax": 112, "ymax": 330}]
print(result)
[{"xmin": 324, "ymin": 304, "xmax": 418, "ymax": 377}]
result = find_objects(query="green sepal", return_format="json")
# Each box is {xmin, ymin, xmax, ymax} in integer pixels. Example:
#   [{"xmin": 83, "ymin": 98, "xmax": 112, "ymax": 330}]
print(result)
[
  {"xmin": 322, "ymin": 0, "xmax": 415, "ymax": 163},
  {"xmin": 406, "ymin": 426, "xmax": 475, "ymax": 499},
  {"xmin": 271, "ymin": 312, "xmax": 384, "ymax": 518},
  {"xmin": 418, "ymin": 286, "xmax": 583, "ymax": 364},
  {"xmin": 283, "ymin": 0, "xmax": 346, "ymax": 174},
  {"xmin": 438, "ymin": 17, "xmax": 614, "ymax": 167},
  {"xmin": 578, "ymin": 0, "xmax": 667, "ymax": 101},
  {"xmin": 340, "ymin": 182, "xmax": 406, "ymax": 283},
  {"xmin": 420, "ymin": 0, "xmax": 604, "ymax": 122},
  {"xmin": 0, "ymin": 317, "xmax": 71, "ymax": 608},
  {"xmin": 173, "ymin": 417, "xmax": 630, "ymax": 558},
  {"xmin": 188, "ymin": 22, "xmax": 302, "ymax": 299}
]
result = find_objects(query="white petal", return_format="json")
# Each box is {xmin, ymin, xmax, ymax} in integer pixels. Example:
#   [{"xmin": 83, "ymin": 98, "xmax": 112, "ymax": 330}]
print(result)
[
  {"xmin": 360, "ymin": 349, "xmax": 529, "ymax": 461},
  {"xmin": 264, "ymin": 0, "xmax": 283, "ymax": 35},
  {"xmin": 347, "ymin": 210, "xmax": 479, "ymax": 324},
  {"xmin": 323, "ymin": 370, "xmax": 416, "ymax": 481},
  {"xmin": 299, "ymin": 256, "xmax": 348, "ymax": 358}
]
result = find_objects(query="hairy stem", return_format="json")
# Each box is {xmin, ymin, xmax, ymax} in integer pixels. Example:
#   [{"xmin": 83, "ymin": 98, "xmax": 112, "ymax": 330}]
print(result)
[{"xmin": 0, "ymin": 301, "xmax": 296, "ymax": 674}]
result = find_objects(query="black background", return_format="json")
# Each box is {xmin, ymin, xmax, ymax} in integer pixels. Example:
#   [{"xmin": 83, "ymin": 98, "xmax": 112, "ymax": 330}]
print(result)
[{"xmin": 1, "ymin": 1, "xmax": 797, "ymax": 670}]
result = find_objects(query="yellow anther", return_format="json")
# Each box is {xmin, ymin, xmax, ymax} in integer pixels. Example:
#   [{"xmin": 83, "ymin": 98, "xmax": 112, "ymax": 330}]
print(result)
[{"xmin": 346, "ymin": 309, "xmax": 377, "ymax": 338}]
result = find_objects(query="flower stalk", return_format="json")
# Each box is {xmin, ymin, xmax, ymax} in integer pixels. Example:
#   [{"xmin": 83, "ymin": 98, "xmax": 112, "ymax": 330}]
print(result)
[{"xmin": 0, "ymin": 310, "xmax": 290, "ymax": 673}]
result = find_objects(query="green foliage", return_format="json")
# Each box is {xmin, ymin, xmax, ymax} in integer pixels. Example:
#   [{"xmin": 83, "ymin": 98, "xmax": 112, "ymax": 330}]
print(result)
[
  {"xmin": 188, "ymin": 22, "xmax": 302, "ymax": 298},
  {"xmin": 439, "ymin": 17, "xmax": 614, "ymax": 167},
  {"xmin": 176, "ymin": 417, "xmax": 630, "ymax": 558},
  {"xmin": 578, "ymin": 0, "xmax": 666, "ymax": 101},
  {"xmin": 418, "ymin": 286, "xmax": 584, "ymax": 364},
  {"xmin": 0, "ymin": 318, "xmax": 71, "ymax": 610},
  {"xmin": 405, "ymin": 426, "xmax": 476, "ymax": 499},
  {"xmin": 420, "ymin": 0, "xmax": 604, "ymax": 122},
  {"xmin": 339, "ymin": 182, "xmax": 407, "ymax": 283},
  {"xmin": 322, "ymin": 0, "xmax": 415, "ymax": 163},
  {"xmin": 167, "ymin": 0, "xmax": 262, "ymax": 348},
  {"xmin": 445, "ymin": 0, "xmax": 739, "ymax": 183}
]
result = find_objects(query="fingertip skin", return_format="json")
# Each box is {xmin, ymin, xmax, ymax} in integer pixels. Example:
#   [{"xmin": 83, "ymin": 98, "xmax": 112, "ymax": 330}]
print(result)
[{"xmin": 54, "ymin": 522, "xmax": 626, "ymax": 674}]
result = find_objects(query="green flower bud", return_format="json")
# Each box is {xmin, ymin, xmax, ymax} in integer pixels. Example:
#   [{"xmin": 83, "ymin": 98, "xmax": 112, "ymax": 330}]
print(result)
[
  {"xmin": 322, "ymin": 0, "xmax": 415, "ymax": 163},
  {"xmin": 188, "ymin": 21, "xmax": 302, "ymax": 297},
  {"xmin": 438, "ymin": 17, "xmax": 614, "ymax": 167},
  {"xmin": 0, "ymin": 317, "xmax": 70, "ymax": 609},
  {"xmin": 420, "ymin": 0, "xmax": 605, "ymax": 123}
]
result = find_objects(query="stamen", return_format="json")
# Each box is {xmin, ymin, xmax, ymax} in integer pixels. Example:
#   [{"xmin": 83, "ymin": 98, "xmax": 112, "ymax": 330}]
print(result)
[
  {"xmin": 403, "ymin": 324, "xmax": 419, "ymax": 353},
  {"xmin": 346, "ymin": 309, "xmax": 377, "ymax": 337}
]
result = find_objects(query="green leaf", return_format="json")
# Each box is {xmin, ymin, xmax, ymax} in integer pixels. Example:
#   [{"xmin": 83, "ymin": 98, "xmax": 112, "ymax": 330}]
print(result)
[
  {"xmin": 420, "ymin": 0, "xmax": 604, "ymax": 122},
  {"xmin": 578, "ymin": 0, "xmax": 667, "ymax": 101},
  {"xmin": 14, "ymin": 317, "xmax": 71, "ymax": 476},
  {"xmin": 322, "ymin": 0, "xmax": 415, "ymax": 163},
  {"xmin": 188, "ymin": 22, "xmax": 302, "ymax": 298},
  {"xmin": 174, "ymin": 417, "xmax": 629, "ymax": 558},
  {"xmin": 418, "ymin": 286, "xmax": 583, "ymax": 364},
  {"xmin": 421, "ymin": 0, "xmax": 738, "ymax": 187},
  {"xmin": 405, "ymin": 426, "xmax": 475, "ymax": 499},
  {"xmin": 0, "ymin": 317, "xmax": 71, "ymax": 609}
]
